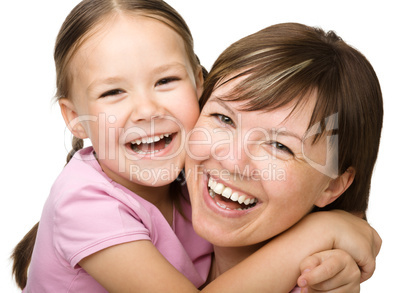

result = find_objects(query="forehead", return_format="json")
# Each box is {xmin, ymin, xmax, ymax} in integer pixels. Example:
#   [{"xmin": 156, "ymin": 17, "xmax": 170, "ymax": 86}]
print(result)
[
  {"xmin": 75, "ymin": 13, "xmax": 186, "ymax": 61},
  {"xmin": 211, "ymin": 74, "xmax": 318, "ymax": 132},
  {"xmin": 67, "ymin": 13, "xmax": 191, "ymax": 95}
]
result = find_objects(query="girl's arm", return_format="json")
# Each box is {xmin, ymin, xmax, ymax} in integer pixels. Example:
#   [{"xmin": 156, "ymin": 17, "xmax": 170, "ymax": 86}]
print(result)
[
  {"xmin": 80, "ymin": 210, "xmax": 380, "ymax": 293},
  {"xmin": 79, "ymin": 240, "xmax": 199, "ymax": 293}
]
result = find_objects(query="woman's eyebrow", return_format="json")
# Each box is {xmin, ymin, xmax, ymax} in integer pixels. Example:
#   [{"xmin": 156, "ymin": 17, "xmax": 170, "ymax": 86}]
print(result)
[
  {"xmin": 208, "ymin": 98, "xmax": 305, "ymax": 142},
  {"xmin": 270, "ymin": 128, "xmax": 303, "ymax": 142},
  {"xmin": 208, "ymin": 97, "xmax": 236, "ymax": 117}
]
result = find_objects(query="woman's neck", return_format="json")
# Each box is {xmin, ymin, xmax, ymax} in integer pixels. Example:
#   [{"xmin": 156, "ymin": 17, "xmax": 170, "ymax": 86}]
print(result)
[{"xmin": 210, "ymin": 241, "xmax": 268, "ymax": 279}]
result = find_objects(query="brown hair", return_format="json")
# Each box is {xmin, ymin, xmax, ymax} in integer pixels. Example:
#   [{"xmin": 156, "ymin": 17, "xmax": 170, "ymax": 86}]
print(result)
[
  {"xmin": 200, "ymin": 22, "xmax": 383, "ymax": 216},
  {"xmin": 11, "ymin": 0, "xmax": 202, "ymax": 289},
  {"xmin": 56, "ymin": 0, "xmax": 203, "ymax": 161}
]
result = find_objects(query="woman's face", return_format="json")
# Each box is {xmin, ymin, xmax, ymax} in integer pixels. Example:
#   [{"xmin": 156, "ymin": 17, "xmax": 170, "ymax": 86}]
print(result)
[{"xmin": 185, "ymin": 77, "xmax": 334, "ymax": 247}]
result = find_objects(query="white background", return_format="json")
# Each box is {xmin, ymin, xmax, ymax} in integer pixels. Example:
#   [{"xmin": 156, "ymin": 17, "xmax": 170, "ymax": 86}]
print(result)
[{"xmin": 1, "ymin": 0, "xmax": 400, "ymax": 291}]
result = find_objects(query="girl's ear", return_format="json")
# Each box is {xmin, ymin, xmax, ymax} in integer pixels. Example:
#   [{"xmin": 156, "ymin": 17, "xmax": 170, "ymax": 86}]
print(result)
[
  {"xmin": 59, "ymin": 98, "xmax": 88, "ymax": 139},
  {"xmin": 314, "ymin": 167, "xmax": 356, "ymax": 208},
  {"xmin": 195, "ymin": 66, "xmax": 204, "ymax": 100}
]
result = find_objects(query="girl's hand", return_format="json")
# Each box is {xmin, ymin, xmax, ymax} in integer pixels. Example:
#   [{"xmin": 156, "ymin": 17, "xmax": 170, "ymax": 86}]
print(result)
[
  {"xmin": 202, "ymin": 210, "xmax": 381, "ymax": 293},
  {"xmin": 297, "ymin": 249, "xmax": 360, "ymax": 293},
  {"xmin": 323, "ymin": 210, "xmax": 382, "ymax": 282}
]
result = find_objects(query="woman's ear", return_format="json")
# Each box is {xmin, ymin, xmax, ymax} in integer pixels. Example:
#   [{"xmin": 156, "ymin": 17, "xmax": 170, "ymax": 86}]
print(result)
[
  {"xmin": 59, "ymin": 98, "xmax": 88, "ymax": 139},
  {"xmin": 314, "ymin": 167, "xmax": 356, "ymax": 208}
]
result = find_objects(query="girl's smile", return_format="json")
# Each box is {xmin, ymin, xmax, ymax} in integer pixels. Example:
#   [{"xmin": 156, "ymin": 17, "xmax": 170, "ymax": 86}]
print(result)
[
  {"xmin": 59, "ymin": 14, "xmax": 202, "ymax": 197},
  {"xmin": 126, "ymin": 132, "xmax": 175, "ymax": 156}
]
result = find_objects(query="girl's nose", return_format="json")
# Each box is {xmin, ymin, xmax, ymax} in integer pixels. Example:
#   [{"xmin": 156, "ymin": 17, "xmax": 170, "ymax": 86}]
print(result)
[{"xmin": 130, "ymin": 94, "xmax": 164, "ymax": 122}]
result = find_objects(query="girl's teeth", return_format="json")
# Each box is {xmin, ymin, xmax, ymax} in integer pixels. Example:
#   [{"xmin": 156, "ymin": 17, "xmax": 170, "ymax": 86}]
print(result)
[
  {"xmin": 238, "ymin": 195, "xmax": 246, "ymax": 204},
  {"xmin": 130, "ymin": 133, "xmax": 173, "ymax": 154},
  {"xmin": 131, "ymin": 133, "xmax": 172, "ymax": 145}
]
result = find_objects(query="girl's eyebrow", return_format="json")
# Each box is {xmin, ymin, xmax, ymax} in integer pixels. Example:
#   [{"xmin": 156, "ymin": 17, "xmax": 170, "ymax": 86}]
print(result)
[
  {"xmin": 87, "ymin": 77, "xmax": 124, "ymax": 95},
  {"xmin": 151, "ymin": 62, "xmax": 187, "ymax": 75},
  {"xmin": 86, "ymin": 63, "xmax": 187, "ymax": 94}
]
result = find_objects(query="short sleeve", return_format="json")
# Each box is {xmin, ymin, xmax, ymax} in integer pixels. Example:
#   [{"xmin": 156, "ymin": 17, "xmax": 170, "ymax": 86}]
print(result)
[{"xmin": 53, "ymin": 180, "xmax": 152, "ymax": 267}]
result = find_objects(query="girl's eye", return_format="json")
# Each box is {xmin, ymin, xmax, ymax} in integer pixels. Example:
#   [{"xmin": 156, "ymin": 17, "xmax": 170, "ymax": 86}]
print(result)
[
  {"xmin": 100, "ymin": 89, "xmax": 124, "ymax": 98},
  {"xmin": 268, "ymin": 141, "xmax": 294, "ymax": 156},
  {"xmin": 155, "ymin": 77, "xmax": 179, "ymax": 87},
  {"xmin": 212, "ymin": 114, "xmax": 235, "ymax": 127}
]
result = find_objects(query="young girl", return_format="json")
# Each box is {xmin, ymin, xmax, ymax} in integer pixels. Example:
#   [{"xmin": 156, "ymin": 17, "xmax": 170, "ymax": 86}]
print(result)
[{"xmin": 12, "ymin": 0, "xmax": 380, "ymax": 292}]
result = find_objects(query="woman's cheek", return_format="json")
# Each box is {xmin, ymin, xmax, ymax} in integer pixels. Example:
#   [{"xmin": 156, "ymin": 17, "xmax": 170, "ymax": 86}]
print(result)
[{"xmin": 186, "ymin": 125, "xmax": 213, "ymax": 161}]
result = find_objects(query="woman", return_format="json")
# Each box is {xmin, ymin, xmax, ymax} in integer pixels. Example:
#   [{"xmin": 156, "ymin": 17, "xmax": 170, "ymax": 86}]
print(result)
[
  {"xmin": 186, "ymin": 22, "xmax": 383, "ymax": 292},
  {"xmin": 11, "ymin": 5, "xmax": 380, "ymax": 289}
]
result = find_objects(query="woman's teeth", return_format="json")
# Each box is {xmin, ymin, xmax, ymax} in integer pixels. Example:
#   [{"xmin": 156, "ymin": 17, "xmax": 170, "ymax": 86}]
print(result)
[{"xmin": 208, "ymin": 177, "xmax": 258, "ymax": 210}]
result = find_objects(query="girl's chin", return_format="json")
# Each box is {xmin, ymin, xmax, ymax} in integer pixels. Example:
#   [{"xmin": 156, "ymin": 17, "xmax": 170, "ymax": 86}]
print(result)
[{"xmin": 127, "ymin": 165, "xmax": 182, "ymax": 187}]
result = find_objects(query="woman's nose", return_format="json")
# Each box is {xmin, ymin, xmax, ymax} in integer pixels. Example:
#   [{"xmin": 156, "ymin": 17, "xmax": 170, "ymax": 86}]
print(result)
[{"xmin": 212, "ymin": 131, "xmax": 255, "ymax": 176}]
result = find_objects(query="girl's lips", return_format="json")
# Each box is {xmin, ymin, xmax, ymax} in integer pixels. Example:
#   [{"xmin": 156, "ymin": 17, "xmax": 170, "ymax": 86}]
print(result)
[
  {"xmin": 124, "ymin": 132, "xmax": 179, "ymax": 159},
  {"xmin": 202, "ymin": 172, "xmax": 259, "ymax": 218}
]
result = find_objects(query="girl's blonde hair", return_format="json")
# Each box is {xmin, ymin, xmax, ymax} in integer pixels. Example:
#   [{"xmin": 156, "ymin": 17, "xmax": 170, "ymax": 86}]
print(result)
[{"xmin": 12, "ymin": 0, "xmax": 204, "ymax": 288}]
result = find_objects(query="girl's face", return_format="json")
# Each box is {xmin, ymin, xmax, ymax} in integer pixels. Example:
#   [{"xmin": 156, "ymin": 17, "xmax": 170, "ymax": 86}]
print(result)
[
  {"xmin": 60, "ymin": 14, "xmax": 202, "ymax": 196},
  {"xmin": 186, "ymin": 78, "xmax": 336, "ymax": 247}
]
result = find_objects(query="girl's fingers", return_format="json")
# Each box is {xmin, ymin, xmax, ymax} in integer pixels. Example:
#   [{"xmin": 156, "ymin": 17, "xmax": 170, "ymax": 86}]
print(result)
[{"xmin": 298, "ymin": 249, "xmax": 361, "ymax": 292}]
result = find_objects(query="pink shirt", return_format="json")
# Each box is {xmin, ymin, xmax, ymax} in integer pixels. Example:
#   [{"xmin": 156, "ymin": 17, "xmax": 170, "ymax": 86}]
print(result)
[{"xmin": 25, "ymin": 147, "xmax": 212, "ymax": 292}]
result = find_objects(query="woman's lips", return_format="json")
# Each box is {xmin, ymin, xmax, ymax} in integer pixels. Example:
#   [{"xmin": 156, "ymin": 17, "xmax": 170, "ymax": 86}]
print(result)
[
  {"xmin": 207, "ymin": 177, "xmax": 258, "ymax": 210},
  {"xmin": 202, "ymin": 174, "xmax": 259, "ymax": 215}
]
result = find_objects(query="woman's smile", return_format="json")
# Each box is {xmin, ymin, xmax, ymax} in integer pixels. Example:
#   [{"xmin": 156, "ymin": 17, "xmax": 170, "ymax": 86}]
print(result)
[
  {"xmin": 207, "ymin": 175, "xmax": 259, "ymax": 212},
  {"xmin": 186, "ymin": 77, "xmax": 335, "ymax": 247}
]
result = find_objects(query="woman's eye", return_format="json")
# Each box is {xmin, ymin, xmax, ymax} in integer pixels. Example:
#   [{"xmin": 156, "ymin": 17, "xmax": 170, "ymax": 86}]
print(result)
[
  {"xmin": 100, "ymin": 89, "xmax": 124, "ymax": 98},
  {"xmin": 269, "ymin": 141, "xmax": 294, "ymax": 155},
  {"xmin": 212, "ymin": 114, "xmax": 235, "ymax": 126},
  {"xmin": 155, "ymin": 77, "xmax": 179, "ymax": 87}
]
